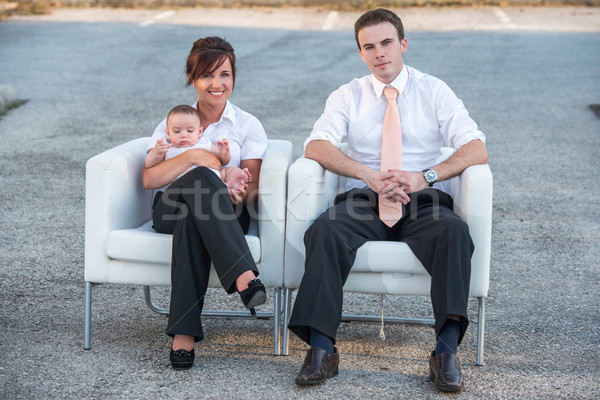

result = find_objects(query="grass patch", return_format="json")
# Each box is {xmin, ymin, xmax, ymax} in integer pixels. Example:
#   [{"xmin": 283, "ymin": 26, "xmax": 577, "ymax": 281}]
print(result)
[
  {"xmin": 0, "ymin": 99, "xmax": 29, "ymax": 118},
  {"xmin": 0, "ymin": 1, "xmax": 50, "ymax": 19}
]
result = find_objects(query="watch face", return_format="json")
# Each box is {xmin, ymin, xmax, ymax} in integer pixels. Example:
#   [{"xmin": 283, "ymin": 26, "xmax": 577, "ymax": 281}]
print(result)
[{"xmin": 425, "ymin": 170, "xmax": 437, "ymax": 183}]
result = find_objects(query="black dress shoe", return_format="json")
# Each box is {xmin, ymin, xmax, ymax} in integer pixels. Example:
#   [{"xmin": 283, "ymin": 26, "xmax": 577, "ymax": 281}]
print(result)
[
  {"xmin": 429, "ymin": 351, "xmax": 463, "ymax": 393},
  {"xmin": 294, "ymin": 347, "xmax": 339, "ymax": 386},
  {"xmin": 238, "ymin": 279, "xmax": 266, "ymax": 316},
  {"xmin": 170, "ymin": 348, "xmax": 195, "ymax": 370}
]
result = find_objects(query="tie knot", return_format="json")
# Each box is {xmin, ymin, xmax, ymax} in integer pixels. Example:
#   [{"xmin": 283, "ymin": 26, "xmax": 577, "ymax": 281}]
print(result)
[{"xmin": 383, "ymin": 86, "xmax": 398, "ymax": 101}]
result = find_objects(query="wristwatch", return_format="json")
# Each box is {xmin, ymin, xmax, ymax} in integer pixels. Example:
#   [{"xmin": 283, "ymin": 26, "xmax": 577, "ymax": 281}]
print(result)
[{"xmin": 423, "ymin": 169, "xmax": 437, "ymax": 187}]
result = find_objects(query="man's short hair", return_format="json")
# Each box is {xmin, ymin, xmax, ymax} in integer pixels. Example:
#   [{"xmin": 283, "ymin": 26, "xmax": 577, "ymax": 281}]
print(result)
[{"xmin": 354, "ymin": 8, "xmax": 405, "ymax": 50}]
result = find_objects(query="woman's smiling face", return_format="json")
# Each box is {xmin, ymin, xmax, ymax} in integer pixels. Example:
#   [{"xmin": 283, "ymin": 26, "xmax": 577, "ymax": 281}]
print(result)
[{"xmin": 192, "ymin": 58, "xmax": 233, "ymax": 110}]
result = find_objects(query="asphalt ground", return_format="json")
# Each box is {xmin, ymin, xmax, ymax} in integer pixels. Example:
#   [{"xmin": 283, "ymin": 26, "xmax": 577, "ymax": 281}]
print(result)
[{"xmin": 0, "ymin": 6, "xmax": 599, "ymax": 400}]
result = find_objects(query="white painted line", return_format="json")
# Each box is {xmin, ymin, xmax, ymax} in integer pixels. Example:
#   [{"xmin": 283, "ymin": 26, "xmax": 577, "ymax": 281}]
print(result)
[
  {"xmin": 322, "ymin": 11, "xmax": 338, "ymax": 31},
  {"xmin": 139, "ymin": 10, "xmax": 176, "ymax": 27},
  {"xmin": 493, "ymin": 7, "xmax": 517, "ymax": 29}
]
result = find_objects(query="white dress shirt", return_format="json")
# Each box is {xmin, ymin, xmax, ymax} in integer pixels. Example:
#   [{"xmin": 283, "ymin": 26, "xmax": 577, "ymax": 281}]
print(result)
[
  {"xmin": 305, "ymin": 65, "xmax": 486, "ymax": 192},
  {"xmin": 149, "ymin": 100, "xmax": 268, "ymax": 169}
]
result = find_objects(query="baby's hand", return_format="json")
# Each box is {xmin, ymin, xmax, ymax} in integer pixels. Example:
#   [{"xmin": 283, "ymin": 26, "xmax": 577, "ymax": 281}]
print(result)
[
  {"xmin": 216, "ymin": 138, "xmax": 230, "ymax": 156},
  {"xmin": 145, "ymin": 137, "xmax": 171, "ymax": 168},
  {"xmin": 152, "ymin": 137, "xmax": 170, "ymax": 155}
]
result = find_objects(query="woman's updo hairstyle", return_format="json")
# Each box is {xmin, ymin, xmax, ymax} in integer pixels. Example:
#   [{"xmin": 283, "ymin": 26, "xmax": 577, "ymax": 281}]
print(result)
[{"xmin": 186, "ymin": 36, "xmax": 236, "ymax": 88}]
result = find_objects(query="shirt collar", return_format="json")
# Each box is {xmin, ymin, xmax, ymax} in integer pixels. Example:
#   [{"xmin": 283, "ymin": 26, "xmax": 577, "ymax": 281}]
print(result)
[
  {"xmin": 220, "ymin": 100, "xmax": 236, "ymax": 125},
  {"xmin": 194, "ymin": 100, "xmax": 236, "ymax": 125},
  {"xmin": 372, "ymin": 66, "xmax": 409, "ymax": 99}
]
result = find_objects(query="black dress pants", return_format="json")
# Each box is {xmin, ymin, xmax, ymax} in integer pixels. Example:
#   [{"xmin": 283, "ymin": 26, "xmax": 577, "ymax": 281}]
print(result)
[
  {"xmin": 152, "ymin": 167, "xmax": 258, "ymax": 341},
  {"xmin": 288, "ymin": 188, "xmax": 473, "ymax": 346}
]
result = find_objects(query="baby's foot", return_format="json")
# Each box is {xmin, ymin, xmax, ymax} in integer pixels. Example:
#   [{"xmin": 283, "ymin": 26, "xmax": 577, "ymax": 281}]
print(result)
[{"xmin": 226, "ymin": 167, "xmax": 252, "ymax": 193}]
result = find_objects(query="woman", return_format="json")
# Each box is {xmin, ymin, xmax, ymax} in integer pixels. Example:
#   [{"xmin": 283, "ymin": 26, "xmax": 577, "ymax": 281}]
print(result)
[{"xmin": 141, "ymin": 36, "xmax": 268, "ymax": 370}]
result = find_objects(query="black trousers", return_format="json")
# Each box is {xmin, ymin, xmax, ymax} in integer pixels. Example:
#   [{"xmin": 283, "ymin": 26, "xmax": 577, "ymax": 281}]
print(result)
[
  {"xmin": 288, "ymin": 188, "xmax": 473, "ymax": 346},
  {"xmin": 152, "ymin": 167, "xmax": 258, "ymax": 341}
]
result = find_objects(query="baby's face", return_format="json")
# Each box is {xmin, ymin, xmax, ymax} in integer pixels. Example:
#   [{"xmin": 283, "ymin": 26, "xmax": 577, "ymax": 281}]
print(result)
[{"xmin": 166, "ymin": 113, "xmax": 202, "ymax": 148}]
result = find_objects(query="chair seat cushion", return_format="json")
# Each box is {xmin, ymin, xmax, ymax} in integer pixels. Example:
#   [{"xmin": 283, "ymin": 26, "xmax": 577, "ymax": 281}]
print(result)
[
  {"xmin": 352, "ymin": 241, "xmax": 427, "ymax": 274},
  {"xmin": 106, "ymin": 220, "xmax": 261, "ymax": 265}
]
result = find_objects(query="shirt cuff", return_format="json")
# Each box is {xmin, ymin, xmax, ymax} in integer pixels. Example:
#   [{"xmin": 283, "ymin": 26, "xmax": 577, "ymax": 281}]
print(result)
[
  {"xmin": 303, "ymin": 132, "xmax": 339, "ymax": 152},
  {"xmin": 452, "ymin": 131, "xmax": 486, "ymax": 149}
]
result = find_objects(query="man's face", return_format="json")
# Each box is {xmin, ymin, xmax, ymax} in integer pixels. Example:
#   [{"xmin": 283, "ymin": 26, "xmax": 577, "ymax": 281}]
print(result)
[{"xmin": 357, "ymin": 22, "xmax": 407, "ymax": 84}]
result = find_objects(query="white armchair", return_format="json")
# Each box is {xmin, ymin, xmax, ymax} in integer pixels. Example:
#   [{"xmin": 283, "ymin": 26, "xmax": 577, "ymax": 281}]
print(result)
[
  {"xmin": 283, "ymin": 146, "xmax": 492, "ymax": 365},
  {"xmin": 84, "ymin": 138, "xmax": 292, "ymax": 354}
]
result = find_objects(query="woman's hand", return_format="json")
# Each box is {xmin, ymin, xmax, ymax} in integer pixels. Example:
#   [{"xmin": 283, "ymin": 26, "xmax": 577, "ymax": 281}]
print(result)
[
  {"xmin": 228, "ymin": 187, "xmax": 246, "ymax": 205},
  {"xmin": 142, "ymin": 148, "xmax": 221, "ymax": 189},
  {"xmin": 185, "ymin": 149, "xmax": 221, "ymax": 170}
]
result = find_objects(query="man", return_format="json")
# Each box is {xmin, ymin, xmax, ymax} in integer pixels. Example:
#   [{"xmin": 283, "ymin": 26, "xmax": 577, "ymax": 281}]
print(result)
[{"xmin": 288, "ymin": 8, "xmax": 488, "ymax": 393}]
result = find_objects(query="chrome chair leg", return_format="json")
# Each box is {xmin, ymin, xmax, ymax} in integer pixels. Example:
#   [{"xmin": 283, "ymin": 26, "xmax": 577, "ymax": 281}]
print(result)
[
  {"xmin": 84, "ymin": 282, "xmax": 92, "ymax": 350},
  {"xmin": 282, "ymin": 288, "xmax": 292, "ymax": 356},
  {"xmin": 476, "ymin": 297, "xmax": 486, "ymax": 366},
  {"xmin": 273, "ymin": 288, "xmax": 282, "ymax": 355}
]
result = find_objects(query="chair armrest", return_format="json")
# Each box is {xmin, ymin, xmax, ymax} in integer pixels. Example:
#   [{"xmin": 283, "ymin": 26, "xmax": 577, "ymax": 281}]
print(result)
[
  {"xmin": 451, "ymin": 164, "xmax": 493, "ymax": 297},
  {"xmin": 84, "ymin": 137, "xmax": 152, "ymax": 282},
  {"xmin": 257, "ymin": 139, "xmax": 293, "ymax": 287},
  {"xmin": 284, "ymin": 156, "xmax": 340, "ymax": 287}
]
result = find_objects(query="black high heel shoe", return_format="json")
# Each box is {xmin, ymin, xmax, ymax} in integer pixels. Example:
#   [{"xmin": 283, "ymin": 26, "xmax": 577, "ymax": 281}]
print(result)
[
  {"xmin": 170, "ymin": 348, "xmax": 195, "ymax": 370},
  {"xmin": 238, "ymin": 278, "xmax": 266, "ymax": 316}
]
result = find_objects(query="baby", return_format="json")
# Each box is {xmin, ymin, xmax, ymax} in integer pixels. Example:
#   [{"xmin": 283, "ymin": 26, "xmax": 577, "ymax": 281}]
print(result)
[{"xmin": 145, "ymin": 105, "xmax": 251, "ymax": 194}]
